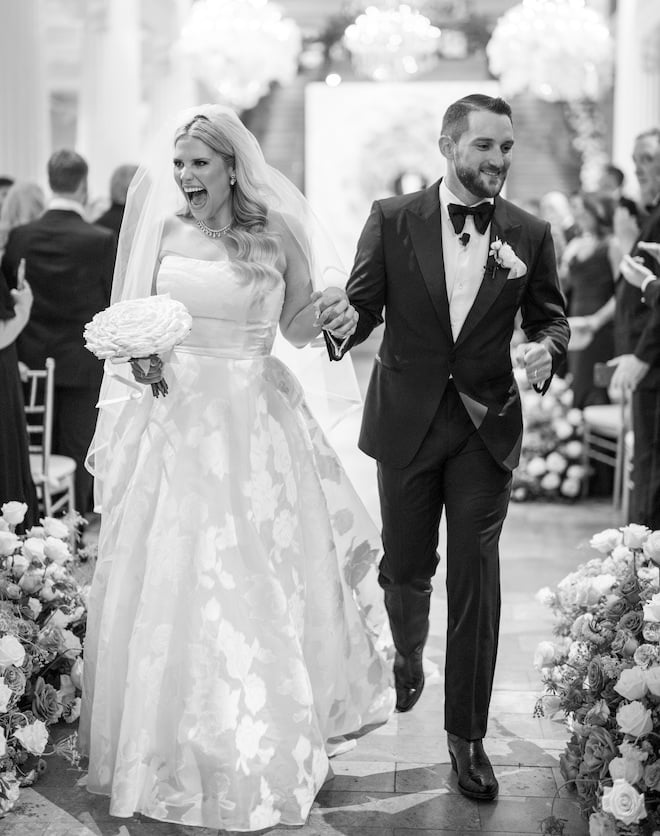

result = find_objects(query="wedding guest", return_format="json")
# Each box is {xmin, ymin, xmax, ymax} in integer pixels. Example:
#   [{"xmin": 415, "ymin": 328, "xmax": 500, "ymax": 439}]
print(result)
[
  {"xmin": 94, "ymin": 163, "xmax": 138, "ymax": 240},
  {"xmin": 316, "ymin": 92, "xmax": 569, "ymax": 802},
  {"xmin": 0, "ymin": 181, "xmax": 45, "ymax": 256},
  {"xmin": 1, "ymin": 150, "xmax": 115, "ymax": 517},
  {"xmin": 563, "ymin": 192, "xmax": 619, "ymax": 409},
  {"xmin": 539, "ymin": 189, "xmax": 580, "ymax": 280},
  {"xmin": 0, "ymin": 176, "xmax": 14, "ymax": 214},
  {"xmin": 80, "ymin": 104, "xmax": 394, "ymax": 830},
  {"xmin": 0, "ymin": 260, "xmax": 38, "ymax": 526},
  {"xmin": 611, "ymin": 128, "xmax": 660, "ymax": 529}
]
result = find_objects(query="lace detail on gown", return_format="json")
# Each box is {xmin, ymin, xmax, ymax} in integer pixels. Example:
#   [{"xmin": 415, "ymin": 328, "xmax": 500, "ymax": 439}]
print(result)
[{"xmin": 80, "ymin": 254, "xmax": 394, "ymax": 830}]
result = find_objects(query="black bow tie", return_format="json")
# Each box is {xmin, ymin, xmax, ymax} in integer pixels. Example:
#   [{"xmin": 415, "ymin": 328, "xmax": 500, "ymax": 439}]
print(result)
[{"xmin": 447, "ymin": 202, "xmax": 494, "ymax": 235}]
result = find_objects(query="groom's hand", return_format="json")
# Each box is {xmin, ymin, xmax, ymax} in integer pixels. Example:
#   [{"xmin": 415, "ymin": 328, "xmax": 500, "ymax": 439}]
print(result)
[
  {"xmin": 312, "ymin": 287, "xmax": 358, "ymax": 339},
  {"xmin": 515, "ymin": 341, "xmax": 552, "ymax": 388}
]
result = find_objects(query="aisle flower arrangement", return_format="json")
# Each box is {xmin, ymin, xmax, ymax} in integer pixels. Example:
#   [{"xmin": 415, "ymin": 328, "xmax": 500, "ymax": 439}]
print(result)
[
  {"xmin": 0, "ymin": 502, "xmax": 87, "ymax": 818},
  {"xmin": 512, "ymin": 371, "xmax": 586, "ymax": 502},
  {"xmin": 534, "ymin": 523, "xmax": 660, "ymax": 834}
]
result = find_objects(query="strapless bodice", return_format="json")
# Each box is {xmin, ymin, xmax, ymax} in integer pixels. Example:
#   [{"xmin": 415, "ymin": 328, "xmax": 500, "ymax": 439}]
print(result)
[{"xmin": 157, "ymin": 253, "xmax": 285, "ymax": 357}]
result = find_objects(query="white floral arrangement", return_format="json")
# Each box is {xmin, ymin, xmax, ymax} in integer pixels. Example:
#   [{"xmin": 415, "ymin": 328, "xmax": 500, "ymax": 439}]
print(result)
[
  {"xmin": 512, "ymin": 370, "xmax": 585, "ymax": 502},
  {"xmin": 488, "ymin": 237, "xmax": 527, "ymax": 279},
  {"xmin": 534, "ymin": 523, "xmax": 660, "ymax": 835},
  {"xmin": 0, "ymin": 502, "xmax": 87, "ymax": 818},
  {"xmin": 84, "ymin": 294, "xmax": 192, "ymax": 397}
]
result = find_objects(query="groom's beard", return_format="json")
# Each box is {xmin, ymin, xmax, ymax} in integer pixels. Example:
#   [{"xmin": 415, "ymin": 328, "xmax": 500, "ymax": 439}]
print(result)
[{"xmin": 455, "ymin": 163, "xmax": 507, "ymax": 199}]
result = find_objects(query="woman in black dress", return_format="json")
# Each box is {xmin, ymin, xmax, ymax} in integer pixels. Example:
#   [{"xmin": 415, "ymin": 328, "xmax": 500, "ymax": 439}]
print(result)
[
  {"xmin": 0, "ymin": 263, "xmax": 38, "ymax": 526},
  {"xmin": 563, "ymin": 193, "xmax": 620, "ymax": 409}
]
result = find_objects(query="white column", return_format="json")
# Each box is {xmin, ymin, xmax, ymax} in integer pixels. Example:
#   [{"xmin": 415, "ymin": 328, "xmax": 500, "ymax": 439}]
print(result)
[
  {"xmin": 143, "ymin": 0, "xmax": 197, "ymax": 137},
  {"xmin": 612, "ymin": 0, "xmax": 660, "ymax": 192},
  {"xmin": 0, "ymin": 0, "xmax": 50, "ymax": 183},
  {"xmin": 76, "ymin": 0, "xmax": 142, "ymax": 203}
]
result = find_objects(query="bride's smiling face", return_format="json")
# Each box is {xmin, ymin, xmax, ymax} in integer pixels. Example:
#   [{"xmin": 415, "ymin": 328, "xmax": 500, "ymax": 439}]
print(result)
[{"xmin": 173, "ymin": 135, "xmax": 234, "ymax": 227}]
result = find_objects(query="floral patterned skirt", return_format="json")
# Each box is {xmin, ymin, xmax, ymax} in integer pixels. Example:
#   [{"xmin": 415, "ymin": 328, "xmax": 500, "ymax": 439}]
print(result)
[{"xmin": 80, "ymin": 350, "xmax": 394, "ymax": 830}]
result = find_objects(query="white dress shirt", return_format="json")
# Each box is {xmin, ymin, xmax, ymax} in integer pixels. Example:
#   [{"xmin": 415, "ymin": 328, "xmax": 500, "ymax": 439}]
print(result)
[
  {"xmin": 48, "ymin": 197, "xmax": 87, "ymax": 218},
  {"xmin": 439, "ymin": 181, "xmax": 493, "ymax": 340}
]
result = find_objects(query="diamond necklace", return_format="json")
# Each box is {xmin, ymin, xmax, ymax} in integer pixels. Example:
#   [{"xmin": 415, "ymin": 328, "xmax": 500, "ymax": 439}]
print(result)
[{"xmin": 195, "ymin": 218, "xmax": 232, "ymax": 238}]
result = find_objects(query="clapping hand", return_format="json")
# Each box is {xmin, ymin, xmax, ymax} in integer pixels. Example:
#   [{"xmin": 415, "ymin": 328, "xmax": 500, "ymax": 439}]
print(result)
[
  {"xmin": 620, "ymin": 253, "xmax": 656, "ymax": 289},
  {"xmin": 311, "ymin": 287, "xmax": 358, "ymax": 339},
  {"xmin": 10, "ymin": 258, "xmax": 32, "ymax": 308}
]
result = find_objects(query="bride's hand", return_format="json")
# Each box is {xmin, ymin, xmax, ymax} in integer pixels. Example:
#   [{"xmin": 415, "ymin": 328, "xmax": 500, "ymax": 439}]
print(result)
[{"xmin": 129, "ymin": 354, "xmax": 164, "ymax": 385}]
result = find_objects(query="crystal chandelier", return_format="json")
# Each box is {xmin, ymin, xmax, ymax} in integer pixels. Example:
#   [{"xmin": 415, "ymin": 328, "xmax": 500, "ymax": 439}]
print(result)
[
  {"xmin": 177, "ymin": 0, "xmax": 301, "ymax": 112},
  {"xmin": 343, "ymin": 4, "xmax": 441, "ymax": 82},
  {"xmin": 486, "ymin": 0, "xmax": 613, "ymax": 103}
]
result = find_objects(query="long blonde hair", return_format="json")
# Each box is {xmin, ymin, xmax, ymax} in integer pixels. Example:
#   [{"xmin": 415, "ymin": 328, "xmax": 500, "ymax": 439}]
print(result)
[{"xmin": 174, "ymin": 112, "xmax": 279, "ymax": 265}]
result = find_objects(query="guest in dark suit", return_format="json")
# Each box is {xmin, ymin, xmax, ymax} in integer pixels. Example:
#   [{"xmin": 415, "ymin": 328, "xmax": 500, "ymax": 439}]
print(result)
[
  {"xmin": 610, "ymin": 128, "xmax": 660, "ymax": 530},
  {"xmin": 314, "ymin": 93, "xmax": 569, "ymax": 802},
  {"xmin": 94, "ymin": 163, "xmax": 138, "ymax": 240},
  {"xmin": 1, "ymin": 150, "xmax": 115, "ymax": 516}
]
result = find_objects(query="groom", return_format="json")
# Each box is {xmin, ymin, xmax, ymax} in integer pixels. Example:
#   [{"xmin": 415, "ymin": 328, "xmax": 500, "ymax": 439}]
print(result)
[{"xmin": 316, "ymin": 93, "xmax": 569, "ymax": 802}]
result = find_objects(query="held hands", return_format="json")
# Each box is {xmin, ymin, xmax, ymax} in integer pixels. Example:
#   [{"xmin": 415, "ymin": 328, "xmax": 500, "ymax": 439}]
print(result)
[
  {"xmin": 515, "ymin": 341, "xmax": 552, "ymax": 388},
  {"xmin": 620, "ymin": 253, "xmax": 656, "ymax": 289},
  {"xmin": 311, "ymin": 287, "xmax": 358, "ymax": 339},
  {"xmin": 129, "ymin": 354, "xmax": 169, "ymax": 397}
]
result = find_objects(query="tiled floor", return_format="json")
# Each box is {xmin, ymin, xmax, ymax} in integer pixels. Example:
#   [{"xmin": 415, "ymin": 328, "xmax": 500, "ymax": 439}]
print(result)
[{"xmin": 4, "ymin": 337, "xmax": 618, "ymax": 835}]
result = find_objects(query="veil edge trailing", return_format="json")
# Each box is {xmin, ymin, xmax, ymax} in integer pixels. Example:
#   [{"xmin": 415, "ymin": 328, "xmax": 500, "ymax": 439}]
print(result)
[{"xmin": 86, "ymin": 104, "xmax": 363, "ymax": 511}]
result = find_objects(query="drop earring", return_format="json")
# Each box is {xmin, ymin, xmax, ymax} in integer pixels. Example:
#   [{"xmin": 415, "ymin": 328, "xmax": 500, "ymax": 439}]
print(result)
[{"xmin": 230, "ymin": 174, "xmax": 236, "ymax": 186}]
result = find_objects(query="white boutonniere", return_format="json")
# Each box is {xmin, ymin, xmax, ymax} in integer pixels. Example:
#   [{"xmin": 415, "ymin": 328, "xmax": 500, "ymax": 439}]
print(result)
[{"xmin": 488, "ymin": 238, "xmax": 527, "ymax": 279}]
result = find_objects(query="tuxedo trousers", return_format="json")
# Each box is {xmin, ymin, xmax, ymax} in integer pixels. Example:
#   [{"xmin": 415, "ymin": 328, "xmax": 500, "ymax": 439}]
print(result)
[
  {"xmin": 376, "ymin": 380, "xmax": 512, "ymax": 739},
  {"xmin": 631, "ymin": 387, "xmax": 660, "ymax": 530}
]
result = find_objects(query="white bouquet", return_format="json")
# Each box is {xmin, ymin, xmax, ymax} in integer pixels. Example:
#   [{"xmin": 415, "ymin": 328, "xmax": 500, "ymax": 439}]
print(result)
[{"xmin": 84, "ymin": 295, "xmax": 192, "ymax": 397}]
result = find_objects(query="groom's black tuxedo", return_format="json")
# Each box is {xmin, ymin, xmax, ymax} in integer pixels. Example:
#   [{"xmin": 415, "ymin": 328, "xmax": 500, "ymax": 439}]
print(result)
[
  {"xmin": 340, "ymin": 180, "xmax": 569, "ymax": 471},
  {"xmin": 330, "ymin": 179, "xmax": 569, "ymax": 739}
]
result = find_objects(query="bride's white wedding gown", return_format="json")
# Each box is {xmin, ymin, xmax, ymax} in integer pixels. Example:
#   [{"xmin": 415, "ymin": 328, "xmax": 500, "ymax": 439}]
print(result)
[{"xmin": 80, "ymin": 252, "xmax": 395, "ymax": 831}]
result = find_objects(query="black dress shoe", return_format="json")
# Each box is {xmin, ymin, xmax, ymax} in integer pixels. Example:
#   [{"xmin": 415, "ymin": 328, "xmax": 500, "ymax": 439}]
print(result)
[
  {"xmin": 394, "ymin": 648, "xmax": 424, "ymax": 712},
  {"xmin": 447, "ymin": 733, "xmax": 499, "ymax": 801}
]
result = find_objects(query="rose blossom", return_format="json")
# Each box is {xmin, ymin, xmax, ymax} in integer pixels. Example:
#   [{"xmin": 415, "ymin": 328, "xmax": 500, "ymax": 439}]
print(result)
[
  {"xmin": 40, "ymin": 516, "xmax": 69, "ymax": 539},
  {"xmin": 581, "ymin": 726, "xmax": 618, "ymax": 778},
  {"xmin": 611, "ymin": 544, "xmax": 634, "ymax": 562},
  {"xmin": 3, "ymin": 664, "xmax": 26, "ymax": 695},
  {"xmin": 601, "ymin": 778, "xmax": 646, "ymax": 825},
  {"xmin": 526, "ymin": 456, "xmax": 547, "ymax": 477},
  {"xmin": 0, "ymin": 635, "xmax": 25, "ymax": 671},
  {"xmin": 584, "ymin": 699, "xmax": 610, "ymax": 726},
  {"xmin": 13, "ymin": 719, "xmax": 48, "ymax": 755},
  {"xmin": 622, "ymin": 524, "xmax": 651, "ymax": 549},
  {"xmin": 32, "ymin": 676, "xmax": 63, "ymax": 724},
  {"xmin": 591, "ymin": 528, "xmax": 624, "ymax": 554},
  {"xmin": 559, "ymin": 735, "xmax": 582, "ymax": 783},
  {"xmin": 27, "ymin": 597, "xmax": 42, "ymax": 619},
  {"xmin": 643, "ymin": 591, "xmax": 660, "ymax": 622},
  {"xmin": 19, "ymin": 571, "xmax": 44, "ymax": 594},
  {"xmin": 643, "ymin": 531, "xmax": 660, "ymax": 565},
  {"xmin": 616, "ymin": 700, "xmax": 653, "ymax": 737},
  {"xmin": 634, "ymin": 644, "xmax": 659, "ymax": 669},
  {"xmin": 22, "ymin": 536, "xmax": 45, "ymax": 561},
  {"xmin": 59, "ymin": 628, "xmax": 82, "ymax": 659},
  {"xmin": 540, "ymin": 471, "xmax": 561, "ymax": 491},
  {"xmin": 0, "ymin": 530, "xmax": 19, "ymax": 557},
  {"xmin": 619, "ymin": 611, "xmax": 644, "ymax": 636},
  {"xmin": 643, "ymin": 760, "xmax": 660, "ymax": 791},
  {"xmin": 615, "ymin": 666, "xmax": 648, "ymax": 700},
  {"xmin": 588, "ymin": 811, "xmax": 618, "ymax": 836},
  {"xmin": 84, "ymin": 294, "xmax": 192, "ymax": 359},
  {"xmin": 1, "ymin": 501, "xmax": 27, "ymax": 526},
  {"xmin": 533, "ymin": 641, "xmax": 556, "ymax": 669},
  {"xmin": 0, "ymin": 680, "xmax": 12, "ymax": 712},
  {"xmin": 645, "ymin": 665, "xmax": 660, "ymax": 696},
  {"xmin": 43, "ymin": 536, "xmax": 70, "ymax": 564},
  {"xmin": 643, "ymin": 621, "xmax": 660, "ymax": 642},
  {"xmin": 609, "ymin": 755, "xmax": 644, "ymax": 784},
  {"xmin": 560, "ymin": 477, "xmax": 581, "ymax": 498}
]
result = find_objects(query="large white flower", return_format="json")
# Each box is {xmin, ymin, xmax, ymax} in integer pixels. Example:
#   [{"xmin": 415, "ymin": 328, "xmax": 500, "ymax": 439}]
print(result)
[
  {"xmin": 13, "ymin": 719, "xmax": 48, "ymax": 755},
  {"xmin": 0, "ymin": 635, "xmax": 25, "ymax": 671},
  {"xmin": 614, "ymin": 667, "xmax": 648, "ymax": 701},
  {"xmin": 601, "ymin": 779, "xmax": 647, "ymax": 826},
  {"xmin": 1, "ymin": 501, "xmax": 27, "ymax": 526},
  {"xmin": 40, "ymin": 516, "xmax": 69, "ymax": 540},
  {"xmin": 84, "ymin": 294, "xmax": 192, "ymax": 360},
  {"xmin": 590, "ymin": 528, "xmax": 623, "ymax": 554},
  {"xmin": 0, "ymin": 681, "xmax": 12, "ymax": 712},
  {"xmin": 616, "ymin": 701, "xmax": 653, "ymax": 737},
  {"xmin": 0, "ymin": 530, "xmax": 19, "ymax": 557},
  {"xmin": 644, "ymin": 592, "xmax": 660, "ymax": 623}
]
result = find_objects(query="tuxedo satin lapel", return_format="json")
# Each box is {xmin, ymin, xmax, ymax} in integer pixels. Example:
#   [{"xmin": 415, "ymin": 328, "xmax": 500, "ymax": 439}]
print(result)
[
  {"xmin": 406, "ymin": 191, "xmax": 453, "ymax": 342},
  {"xmin": 454, "ymin": 201, "xmax": 522, "ymax": 348}
]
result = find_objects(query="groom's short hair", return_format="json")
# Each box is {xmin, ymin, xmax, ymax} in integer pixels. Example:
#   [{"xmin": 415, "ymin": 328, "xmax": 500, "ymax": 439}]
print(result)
[{"xmin": 441, "ymin": 94, "xmax": 512, "ymax": 142}]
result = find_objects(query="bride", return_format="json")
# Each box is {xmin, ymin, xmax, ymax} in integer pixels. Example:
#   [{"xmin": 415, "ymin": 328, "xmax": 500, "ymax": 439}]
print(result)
[{"xmin": 78, "ymin": 104, "xmax": 394, "ymax": 831}]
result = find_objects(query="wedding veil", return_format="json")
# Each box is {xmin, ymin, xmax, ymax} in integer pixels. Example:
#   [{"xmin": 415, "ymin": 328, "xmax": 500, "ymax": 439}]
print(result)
[{"xmin": 87, "ymin": 104, "xmax": 363, "ymax": 508}]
